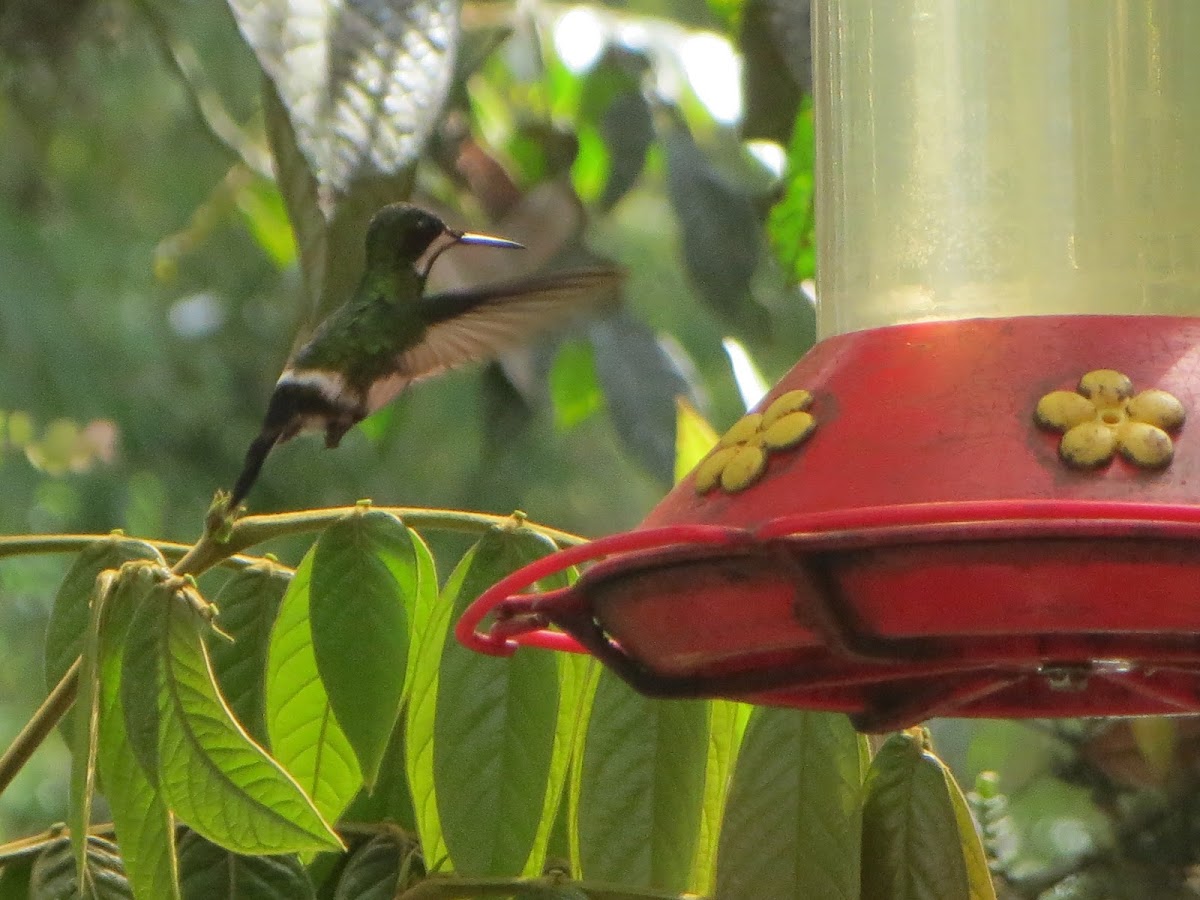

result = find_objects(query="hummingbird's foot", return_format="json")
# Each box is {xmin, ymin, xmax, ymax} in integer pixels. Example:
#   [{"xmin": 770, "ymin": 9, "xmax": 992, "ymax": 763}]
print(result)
[{"xmin": 205, "ymin": 490, "xmax": 239, "ymax": 543}]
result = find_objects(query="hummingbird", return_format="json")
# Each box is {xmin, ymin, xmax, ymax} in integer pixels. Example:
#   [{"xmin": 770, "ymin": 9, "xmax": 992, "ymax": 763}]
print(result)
[{"xmin": 227, "ymin": 203, "xmax": 621, "ymax": 509}]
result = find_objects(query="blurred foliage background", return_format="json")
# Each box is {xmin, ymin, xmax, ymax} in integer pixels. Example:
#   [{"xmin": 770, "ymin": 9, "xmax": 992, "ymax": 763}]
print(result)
[{"xmin": 0, "ymin": 0, "xmax": 1197, "ymax": 896}]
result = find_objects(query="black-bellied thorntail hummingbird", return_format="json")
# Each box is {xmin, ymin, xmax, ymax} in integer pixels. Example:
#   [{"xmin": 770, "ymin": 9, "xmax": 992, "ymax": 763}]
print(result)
[{"xmin": 226, "ymin": 203, "xmax": 621, "ymax": 509}]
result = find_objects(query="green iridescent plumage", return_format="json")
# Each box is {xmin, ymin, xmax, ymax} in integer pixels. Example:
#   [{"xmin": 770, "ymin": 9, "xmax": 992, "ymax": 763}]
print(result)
[{"xmin": 226, "ymin": 203, "xmax": 621, "ymax": 509}]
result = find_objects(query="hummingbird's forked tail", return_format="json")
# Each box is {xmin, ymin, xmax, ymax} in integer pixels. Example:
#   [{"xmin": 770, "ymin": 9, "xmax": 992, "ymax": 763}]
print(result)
[{"xmin": 227, "ymin": 429, "xmax": 281, "ymax": 510}]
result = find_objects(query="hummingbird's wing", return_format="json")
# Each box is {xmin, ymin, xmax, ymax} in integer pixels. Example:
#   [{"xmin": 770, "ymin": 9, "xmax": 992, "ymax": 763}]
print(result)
[{"xmin": 398, "ymin": 267, "xmax": 623, "ymax": 381}]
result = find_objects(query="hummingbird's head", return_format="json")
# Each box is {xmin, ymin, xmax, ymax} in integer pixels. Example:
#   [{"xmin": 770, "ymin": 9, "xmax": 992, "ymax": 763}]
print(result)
[
  {"xmin": 364, "ymin": 204, "xmax": 448, "ymax": 272},
  {"xmin": 364, "ymin": 203, "xmax": 526, "ymax": 278}
]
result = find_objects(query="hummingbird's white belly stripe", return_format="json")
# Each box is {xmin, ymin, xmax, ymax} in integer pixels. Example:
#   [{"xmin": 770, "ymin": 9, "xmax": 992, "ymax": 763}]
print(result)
[
  {"xmin": 277, "ymin": 368, "xmax": 348, "ymax": 397},
  {"xmin": 274, "ymin": 368, "xmax": 358, "ymax": 435}
]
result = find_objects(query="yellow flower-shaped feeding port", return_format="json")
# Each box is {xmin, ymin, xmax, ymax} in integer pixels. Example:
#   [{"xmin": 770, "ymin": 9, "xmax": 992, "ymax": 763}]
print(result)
[
  {"xmin": 1035, "ymin": 369, "xmax": 1185, "ymax": 469},
  {"xmin": 695, "ymin": 390, "xmax": 817, "ymax": 494}
]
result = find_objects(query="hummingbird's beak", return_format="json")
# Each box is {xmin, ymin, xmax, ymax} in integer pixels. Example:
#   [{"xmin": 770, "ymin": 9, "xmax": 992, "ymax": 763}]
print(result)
[
  {"xmin": 419, "ymin": 228, "xmax": 526, "ymax": 279},
  {"xmin": 452, "ymin": 231, "xmax": 525, "ymax": 250}
]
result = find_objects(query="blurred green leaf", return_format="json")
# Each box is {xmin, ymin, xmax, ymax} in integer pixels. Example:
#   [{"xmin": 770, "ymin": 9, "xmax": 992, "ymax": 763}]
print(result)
[
  {"xmin": 575, "ymin": 673, "xmax": 708, "ymax": 893},
  {"xmin": 715, "ymin": 709, "xmax": 867, "ymax": 900},
  {"xmin": 599, "ymin": 91, "xmax": 654, "ymax": 212},
  {"xmin": 573, "ymin": 47, "xmax": 652, "ymax": 212},
  {"xmin": 434, "ymin": 527, "xmax": 564, "ymax": 876},
  {"xmin": 234, "ymin": 176, "xmax": 297, "ymax": 270},
  {"xmin": 660, "ymin": 107, "xmax": 767, "ymax": 336},
  {"xmin": 740, "ymin": 0, "xmax": 810, "ymax": 144},
  {"xmin": 266, "ymin": 548, "xmax": 363, "ymax": 829},
  {"xmin": 705, "ymin": 0, "xmax": 748, "ymax": 31},
  {"xmin": 155, "ymin": 590, "xmax": 341, "ymax": 854},
  {"xmin": 550, "ymin": 341, "xmax": 605, "ymax": 431},
  {"xmin": 177, "ymin": 830, "xmax": 313, "ymax": 900},
  {"xmin": 310, "ymin": 511, "xmax": 417, "ymax": 786},
  {"xmin": 767, "ymin": 105, "xmax": 815, "ymax": 285},
  {"xmin": 862, "ymin": 732, "xmax": 996, "ymax": 900},
  {"xmin": 589, "ymin": 313, "xmax": 701, "ymax": 484},
  {"xmin": 261, "ymin": 80, "xmax": 326, "ymax": 317},
  {"xmin": 208, "ymin": 560, "xmax": 291, "ymax": 746},
  {"xmin": 1130, "ymin": 717, "xmax": 1177, "ymax": 783},
  {"xmin": 674, "ymin": 397, "xmax": 719, "ymax": 484},
  {"xmin": 29, "ymin": 836, "xmax": 130, "ymax": 900}
]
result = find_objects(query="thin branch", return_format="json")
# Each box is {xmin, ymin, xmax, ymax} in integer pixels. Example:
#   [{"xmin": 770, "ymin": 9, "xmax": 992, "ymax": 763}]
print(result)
[
  {"xmin": 0, "ymin": 824, "xmax": 115, "ymax": 865},
  {"xmin": 222, "ymin": 505, "xmax": 589, "ymax": 557},
  {"xmin": 0, "ymin": 534, "xmax": 266, "ymax": 569},
  {"xmin": 398, "ymin": 876, "xmax": 696, "ymax": 900}
]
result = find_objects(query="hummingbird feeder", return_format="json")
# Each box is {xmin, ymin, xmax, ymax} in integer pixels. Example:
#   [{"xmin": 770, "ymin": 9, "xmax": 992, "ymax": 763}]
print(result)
[{"xmin": 458, "ymin": 3, "xmax": 1200, "ymax": 730}]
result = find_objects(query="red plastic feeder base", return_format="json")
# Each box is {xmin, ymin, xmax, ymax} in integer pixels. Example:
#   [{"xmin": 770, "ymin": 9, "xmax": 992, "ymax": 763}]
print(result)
[{"xmin": 458, "ymin": 316, "xmax": 1200, "ymax": 730}]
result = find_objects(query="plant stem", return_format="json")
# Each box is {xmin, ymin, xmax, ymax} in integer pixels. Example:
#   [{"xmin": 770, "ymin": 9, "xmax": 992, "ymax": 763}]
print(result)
[
  {"xmin": 0, "ymin": 657, "xmax": 80, "ymax": 800},
  {"xmin": 0, "ymin": 534, "xmax": 261, "ymax": 569},
  {"xmin": 223, "ymin": 505, "xmax": 588, "ymax": 555},
  {"xmin": 398, "ymin": 877, "xmax": 694, "ymax": 900}
]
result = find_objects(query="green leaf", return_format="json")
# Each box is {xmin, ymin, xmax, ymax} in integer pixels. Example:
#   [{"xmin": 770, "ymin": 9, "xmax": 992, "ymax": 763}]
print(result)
[
  {"xmin": 337, "ymin": 537, "xmax": 435, "ymax": 833},
  {"xmin": 70, "ymin": 569, "xmax": 119, "ymax": 892},
  {"xmin": 691, "ymin": 700, "xmax": 752, "ymax": 894},
  {"xmin": 266, "ymin": 548, "xmax": 363, "ymax": 829},
  {"xmin": 406, "ymin": 546, "xmax": 473, "ymax": 870},
  {"xmin": 945, "ymin": 756, "xmax": 999, "ymax": 900},
  {"xmin": 120, "ymin": 582, "xmax": 169, "ymax": 783},
  {"xmin": 332, "ymin": 834, "xmax": 410, "ymax": 900},
  {"xmin": 715, "ymin": 709, "xmax": 867, "ymax": 900},
  {"xmin": 0, "ymin": 854, "xmax": 33, "ymax": 900},
  {"xmin": 575, "ymin": 673, "xmax": 709, "ymax": 892},
  {"xmin": 766, "ymin": 104, "xmax": 815, "ymax": 285},
  {"xmin": 861, "ymin": 731, "xmax": 996, "ymax": 900},
  {"xmin": 45, "ymin": 537, "xmax": 164, "ymax": 716},
  {"xmin": 29, "ymin": 836, "xmax": 131, "ymax": 899},
  {"xmin": 261, "ymin": 80, "xmax": 326, "ymax": 317},
  {"xmin": 155, "ymin": 591, "xmax": 342, "ymax": 854},
  {"xmin": 209, "ymin": 560, "xmax": 291, "ymax": 745},
  {"xmin": 550, "ymin": 340, "xmax": 606, "ymax": 431},
  {"xmin": 674, "ymin": 398, "xmax": 719, "ymax": 484},
  {"xmin": 433, "ymin": 528, "xmax": 565, "ymax": 876},
  {"xmin": 99, "ymin": 572, "xmax": 180, "ymax": 900},
  {"xmin": 566, "ymin": 663, "xmax": 603, "ymax": 872},
  {"xmin": 341, "ymin": 714, "xmax": 416, "ymax": 832},
  {"xmin": 177, "ymin": 830, "xmax": 314, "ymax": 900},
  {"xmin": 531, "ymin": 648, "xmax": 591, "ymax": 875},
  {"xmin": 310, "ymin": 510, "xmax": 419, "ymax": 786}
]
